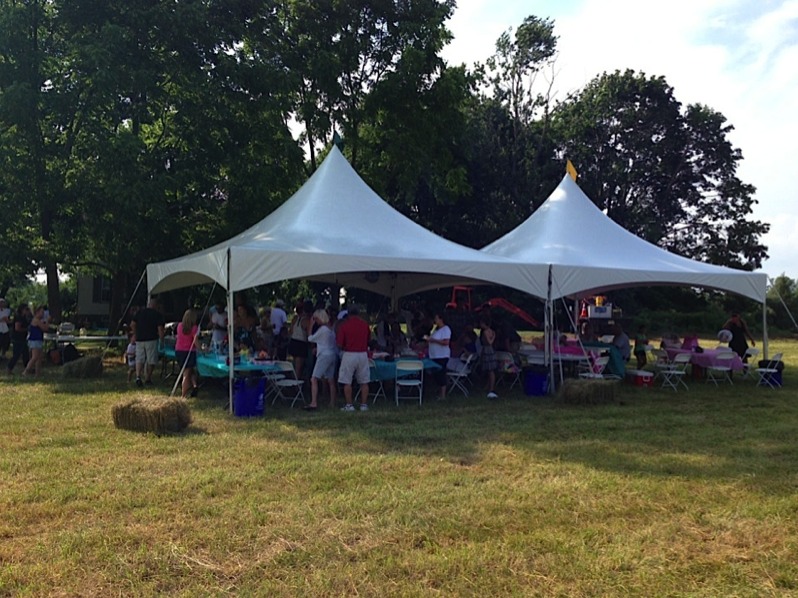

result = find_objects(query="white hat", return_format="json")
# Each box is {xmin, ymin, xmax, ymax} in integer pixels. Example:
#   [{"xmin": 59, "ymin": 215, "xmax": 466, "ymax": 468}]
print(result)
[
  {"xmin": 275, "ymin": 299, "xmax": 285, "ymax": 307},
  {"xmin": 0, "ymin": 298, "xmax": 6, "ymax": 303}
]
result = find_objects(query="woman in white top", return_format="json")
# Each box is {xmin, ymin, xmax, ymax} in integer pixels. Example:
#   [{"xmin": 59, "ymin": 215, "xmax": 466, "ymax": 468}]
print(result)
[
  {"xmin": 305, "ymin": 309, "xmax": 338, "ymax": 410},
  {"xmin": 426, "ymin": 311, "xmax": 451, "ymax": 400}
]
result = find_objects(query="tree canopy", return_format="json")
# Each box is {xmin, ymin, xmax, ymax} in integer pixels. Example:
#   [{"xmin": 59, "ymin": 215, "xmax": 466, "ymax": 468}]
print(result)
[{"xmin": 0, "ymin": 4, "xmax": 770, "ymax": 323}]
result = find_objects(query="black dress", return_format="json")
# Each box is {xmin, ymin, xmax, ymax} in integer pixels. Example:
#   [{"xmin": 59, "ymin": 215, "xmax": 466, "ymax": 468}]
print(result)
[{"xmin": 726, "ymin": 322, "xmax": 748, "ymax": 358}]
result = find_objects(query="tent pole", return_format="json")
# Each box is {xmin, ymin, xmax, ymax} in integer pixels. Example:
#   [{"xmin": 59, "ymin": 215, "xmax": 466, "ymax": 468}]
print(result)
[
  {"xmin": 762, "ymin": 298, "xmax": 769, "ymax": 360},
  {"xmin": 547, "ymin": 265, "xmax": 555, "ymax": 394},
  {"xmin": 227, "ymin": 249, "xmax": 234, "ymax": 414}
]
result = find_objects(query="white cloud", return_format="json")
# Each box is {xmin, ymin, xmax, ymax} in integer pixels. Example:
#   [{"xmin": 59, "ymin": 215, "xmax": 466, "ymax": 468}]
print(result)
[{"xmin": 443, "ymin": 0, "xmax": 798, "ymax": 279}]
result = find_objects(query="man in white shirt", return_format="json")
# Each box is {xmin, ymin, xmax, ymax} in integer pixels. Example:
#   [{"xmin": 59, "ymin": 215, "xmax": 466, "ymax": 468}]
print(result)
[
  {"xmin": 0, "ymin": 298, "xmax": 10, "ymax": 360},
  {"xmin": 210, "ymin": 301, "xmax": 228, "ymax": 349},
  {"xmin": 270, "ymin": 299, "xmax": 288, "ymax": 336}
]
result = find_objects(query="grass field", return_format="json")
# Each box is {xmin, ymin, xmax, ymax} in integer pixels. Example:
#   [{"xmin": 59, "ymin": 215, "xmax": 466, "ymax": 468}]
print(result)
[{"xmin": 1, "ymin": 340, "xmax": 797, "ymax": 596}]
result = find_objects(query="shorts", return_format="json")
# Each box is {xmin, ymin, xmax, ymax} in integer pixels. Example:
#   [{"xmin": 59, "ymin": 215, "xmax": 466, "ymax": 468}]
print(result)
[
  {"xmin": 338, "ymin": 351, "xmax": 370, "ymax": 385},
  {"xmin": 136, "ymin": 339, "xmax": 159, "ymax": 367},
  {"xmin": 176, "ymin": 350, "xmax": 197, "ymax": 368},
  {"xmin": 312, "ymin": 351, "xmax": 337, "ymax": 380},
  {"xmin": 28, "ymin": 340, "xmax": 44, "ymax": 350}
]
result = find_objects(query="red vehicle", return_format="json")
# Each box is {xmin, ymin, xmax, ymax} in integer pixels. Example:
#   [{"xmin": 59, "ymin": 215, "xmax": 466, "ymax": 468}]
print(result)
[{"xmin": 445, "ymin": 286, "xmax": 541, "ymax": 329}]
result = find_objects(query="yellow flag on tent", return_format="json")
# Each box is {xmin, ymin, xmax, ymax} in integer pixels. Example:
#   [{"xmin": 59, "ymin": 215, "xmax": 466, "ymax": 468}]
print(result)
[{"xmin": 566, "ymin": 159, "xmax": 578, "ymax": 181}]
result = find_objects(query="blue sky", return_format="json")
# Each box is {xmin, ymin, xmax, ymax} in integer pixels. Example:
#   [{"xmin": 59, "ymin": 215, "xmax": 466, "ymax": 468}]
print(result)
[{"xmin": 442, "ymin": 0, "xmax": 798, "ymax": 280}]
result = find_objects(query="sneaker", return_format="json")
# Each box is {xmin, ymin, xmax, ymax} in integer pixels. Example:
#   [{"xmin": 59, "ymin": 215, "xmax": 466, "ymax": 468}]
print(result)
[
  {"xmin": 359, "ymin": 404, "xmax": 369, "ymax": 412},
  {"xmin": 487, "ymin": 391, "xmax": 498, "ymax": 399},
  {"xmin": 136, "ymin": 378, "xmax": 143, "ymax": 388},
  {"xmin": 340, "ymin": 404, "xmax": 356, "ymax": 412}
]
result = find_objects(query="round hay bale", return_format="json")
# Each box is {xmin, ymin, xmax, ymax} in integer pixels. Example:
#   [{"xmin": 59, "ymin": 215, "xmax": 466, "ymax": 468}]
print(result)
[
  {"xmin": 62, "ymin": 355, "xmax": 104, "ymax": 379},
  {"xmin": 112, "ymin": 395, "xmax": 192, "ymax": 435},
  {"xmin": 557, "ymin": 378, "xmax": 619, "ymax": 405}
]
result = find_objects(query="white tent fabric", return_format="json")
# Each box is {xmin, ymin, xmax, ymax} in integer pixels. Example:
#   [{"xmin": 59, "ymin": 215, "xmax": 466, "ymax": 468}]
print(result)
[
  {"xmin": 146, "ymin": 146, "xmax": 548, "ymax": 298},
  {"xmin": 481, "ymin": 174, "xmax": 767, "ymax": 303}
]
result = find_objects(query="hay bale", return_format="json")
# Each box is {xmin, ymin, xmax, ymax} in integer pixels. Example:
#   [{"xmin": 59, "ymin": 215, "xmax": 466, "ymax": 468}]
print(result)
[
  {"xmin": 62, "ymin": 355, "xmax": 103, "ymax": 379},
  {"xmin": 112, "ymin": 395, "xmax": 192, "ymax": 435},
  {"xmin": 557, "ymin": 378, "xmax": 619, "ymax": 405}
]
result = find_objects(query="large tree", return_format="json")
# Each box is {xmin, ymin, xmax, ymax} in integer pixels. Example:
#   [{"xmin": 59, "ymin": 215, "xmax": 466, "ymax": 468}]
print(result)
[{"xmin": 552, "ymin": 69, "xmax": 768, "ymax": 269}]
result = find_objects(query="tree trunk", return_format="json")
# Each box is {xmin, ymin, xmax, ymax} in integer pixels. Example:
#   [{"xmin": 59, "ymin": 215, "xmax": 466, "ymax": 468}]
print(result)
[
  {"xmin": 44, "ymin": 259, "xmax": 61, "ymax": 323},
  {"xmin": 107, "ymin": 270, "xmax": 130, "ymax": 339}
]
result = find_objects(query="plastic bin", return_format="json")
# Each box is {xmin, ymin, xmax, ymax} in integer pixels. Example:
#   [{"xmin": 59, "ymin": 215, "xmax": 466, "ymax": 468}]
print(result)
[
  {"xmin": 233, "ymin": 377, "xmax": 266, "ymax": 417},
  {"xmin": 524, "ymin": 368, "xmax": 549, "ymax": 396}
]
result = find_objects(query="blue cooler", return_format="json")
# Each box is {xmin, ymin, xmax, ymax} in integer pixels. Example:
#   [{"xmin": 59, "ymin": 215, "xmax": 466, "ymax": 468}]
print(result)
[
  {"xmin": 233, "ymin": 377, "xmax": 266, "ymax": 417},
  {"xmin": 524, "ymin": 369, "xmax": 549, "ymax": 396}
]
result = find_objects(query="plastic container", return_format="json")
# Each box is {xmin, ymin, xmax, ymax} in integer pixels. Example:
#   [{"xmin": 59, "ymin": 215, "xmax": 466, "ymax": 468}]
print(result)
[
  {"xmin": 233, "ymin": 377, "xmax": 266, "ymax": 417},
  {"xmin": 524, "ymin": 369, "xmax": 549, "ymax": 396}
]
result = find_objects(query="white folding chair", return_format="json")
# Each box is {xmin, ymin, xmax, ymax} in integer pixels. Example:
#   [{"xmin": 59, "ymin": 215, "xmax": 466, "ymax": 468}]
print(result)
[
  {"xmin": 660, "ymin": 352, "xmax": 691, "ymax": 391},
  {"xmin": 706, "ymin": 351, "xmax": 735, "ymax": 385},
  {"xmin": 741, "ymin": 347, "xmax": 760, "ymax": 380},
  {"xmin": 650, "ymin": 349, "xmax": 671, "ymax": 381},
  {"xmin": 271, "ymin": 360, "xmax": 306, "ymax": 407},
  {"xmin": 578, "ymin": 355, "xmax": 610, "ymax": 379},
  {"xmin": 496, "ymin": 351, "xmax": 521, "ymax": 389},
  {"xmin": 447, "ymin": 353, "xmax": 474, "ymax": 397},
  {"xmin": 755, "ymin": 352, "xmax": 783, "ymax": 389},
  {"xmin": 395, "ymin": 359, "xmax": 424, "ymax": 406}
]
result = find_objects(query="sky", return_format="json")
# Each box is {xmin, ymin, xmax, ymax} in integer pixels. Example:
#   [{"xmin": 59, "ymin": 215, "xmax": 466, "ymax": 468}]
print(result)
[{"xmin": 442, "ymin": 0, "xmax": 797, "ymax": 281}]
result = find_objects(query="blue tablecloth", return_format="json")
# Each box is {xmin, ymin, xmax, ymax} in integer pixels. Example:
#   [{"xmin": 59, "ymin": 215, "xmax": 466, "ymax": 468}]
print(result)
[
  {"xmin": 161, "ymin": 347, "xmax": 281, "ymax": 378},
  {"xmin": 372, "ymin": 358, "xmax": 441, "ymax": 381}
]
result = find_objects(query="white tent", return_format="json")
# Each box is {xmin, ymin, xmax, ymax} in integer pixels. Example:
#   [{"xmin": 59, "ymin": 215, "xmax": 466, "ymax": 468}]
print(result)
[
  {"xmin": 147, "ymin": 146, "xmax": 548, "ymax": 300},
  {"xmin": 482, "ymin": 174, "xmax": 768, "ymax": 303},
  {"xmin": 482, "ymin": 174, "xmax": 771, "ymax": 372}
]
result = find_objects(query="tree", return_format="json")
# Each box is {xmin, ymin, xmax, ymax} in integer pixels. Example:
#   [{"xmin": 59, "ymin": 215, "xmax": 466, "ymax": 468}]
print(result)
[
  {"xmin": 552, "ymin": 69, "xmax": 768, "ymax": 269},
  {"xmin": 278, "ymin": 0, "xmax": 456, "ymax": 170}
]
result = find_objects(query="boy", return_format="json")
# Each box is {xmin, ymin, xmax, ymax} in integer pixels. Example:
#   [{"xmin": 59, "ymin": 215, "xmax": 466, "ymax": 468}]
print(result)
[{"xmin": 125, "ymin": 334, "xmax": 137, "ymax": 382}]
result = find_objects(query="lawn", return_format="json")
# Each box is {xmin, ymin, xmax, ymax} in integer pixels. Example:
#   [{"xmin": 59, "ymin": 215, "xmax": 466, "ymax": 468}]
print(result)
[{"xmin": 1, "ymin": 340, "xmax": 797, "ymax": 596}]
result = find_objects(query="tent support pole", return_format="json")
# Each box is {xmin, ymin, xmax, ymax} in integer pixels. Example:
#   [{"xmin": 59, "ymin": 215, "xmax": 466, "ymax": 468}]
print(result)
[
  {"xmin": 762, "ymin": 299, "xmax": 769, "ymax": 360},
  {"xmin": 227, "ymin": 249, "xmax": 235, "ymax": 414},
  {"xmin": 547, "ymin": 265, "xmax": 555, "ymax": 394}
]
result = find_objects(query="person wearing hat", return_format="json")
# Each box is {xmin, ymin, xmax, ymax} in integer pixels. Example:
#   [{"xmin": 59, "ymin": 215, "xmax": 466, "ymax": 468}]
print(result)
[{"xmin": 0, "ymin": 298, "xmax": 10, "ymax": 360}]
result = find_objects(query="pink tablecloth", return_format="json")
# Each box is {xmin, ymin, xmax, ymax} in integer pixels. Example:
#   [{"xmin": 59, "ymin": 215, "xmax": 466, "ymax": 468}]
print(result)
[{"xmin": 665, "ymin": 348, "xmax": 744, "ymax": 371}]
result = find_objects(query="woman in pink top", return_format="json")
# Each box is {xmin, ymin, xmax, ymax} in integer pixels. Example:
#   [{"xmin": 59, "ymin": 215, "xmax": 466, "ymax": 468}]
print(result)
[{"xmin": 175, "ymin": 309, "xmax": 199, "ymax": 398}]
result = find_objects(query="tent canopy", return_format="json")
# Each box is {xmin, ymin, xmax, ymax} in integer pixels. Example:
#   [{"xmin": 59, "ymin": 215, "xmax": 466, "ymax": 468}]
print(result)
[
  {"xmin": 482, "ymin": 175, "xmax": 767, "ymax": 303},
  {"xmin": 147, "ymin": 147, "xmax": 548, "ymax": 299}
]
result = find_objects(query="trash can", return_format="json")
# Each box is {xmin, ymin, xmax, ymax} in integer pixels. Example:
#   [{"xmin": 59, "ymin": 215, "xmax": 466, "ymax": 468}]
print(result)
[
  {"xmin": 524, "ymin": 367, "xmax": 549, "ymax": 396},
  {"xmin": 233, "ymin": 377, "xmax": 266, "ymax": 417}
]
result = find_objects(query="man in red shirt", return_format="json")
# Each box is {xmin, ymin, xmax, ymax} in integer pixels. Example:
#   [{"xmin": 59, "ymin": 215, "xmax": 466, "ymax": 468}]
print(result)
[{"xmin": 336, "ymin": 304, "xmax": 372, "ymax": 412}]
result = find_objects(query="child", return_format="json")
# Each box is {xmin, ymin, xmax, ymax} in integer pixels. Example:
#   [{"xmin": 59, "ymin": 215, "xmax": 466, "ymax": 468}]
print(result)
[
  {"xmin": 633, "ymin": 325, "xmax": 648, "ymax": 369},
  {"xmin": 125, "ymin": 334, "xmax": 137, "ymax": 382}
]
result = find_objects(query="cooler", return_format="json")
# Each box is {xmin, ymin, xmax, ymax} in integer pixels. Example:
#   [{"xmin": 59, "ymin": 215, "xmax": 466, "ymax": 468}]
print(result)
[{"xmin": 626, "ymin": 369, "xmax": 654, "ymax": 387}]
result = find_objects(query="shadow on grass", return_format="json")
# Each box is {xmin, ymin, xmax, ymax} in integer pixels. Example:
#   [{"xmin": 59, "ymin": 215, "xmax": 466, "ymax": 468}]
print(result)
[{"xmin": 17, "ymin": 364, "xmax": 798, "ymax": 495}]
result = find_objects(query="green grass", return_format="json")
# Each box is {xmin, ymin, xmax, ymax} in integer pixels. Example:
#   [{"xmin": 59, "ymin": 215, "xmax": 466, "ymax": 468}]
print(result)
[{"xmin": 1, "ymin": 340, "xmax": 798, "ymax": 596}]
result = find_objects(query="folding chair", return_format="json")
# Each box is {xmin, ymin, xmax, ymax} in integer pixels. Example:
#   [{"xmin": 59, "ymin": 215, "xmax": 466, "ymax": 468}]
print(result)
[
  {"xmin": 446, "ymin": 353, "xmax": 474, "ymax": 397},
  {"xmin": 741, "ymin": 347, "xmax": 760, "ymax": 380},
  {"xmin": 650, "ymin": 349, "xmax": 671, "ymax": 381},
  {"xmin": 496, "ymin": 351, "xmax": 521, "ymax": 389},
  {"xmin": 271, "ymin": 360, "xmax": 306, "ymax": 407},
  {"xmin": 368, "ymin": 358, "xmax": 387, "ymax": 404},
  {"xmin": 706, "ymin": 350, "xmax": 735, "ymax": 385},
  {"xmin": 660, "ymin": 352, "xmax": 691, "ymax": 391},
  {"xmin": 755, "ymin": 352, "xmax": 783, "ymax": 389},
  {"xmin": 395, "ymin": 359, "xmax": 424, "ymax": 406},
  {"xmin": 578, "ymin": 355, "xmax": 610, "ymax": 379}
]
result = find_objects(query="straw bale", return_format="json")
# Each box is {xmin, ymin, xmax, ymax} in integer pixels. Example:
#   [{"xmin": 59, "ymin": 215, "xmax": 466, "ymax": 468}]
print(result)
[
  {"xmin": 62, "ymin": 355, "xmax": 104, "ymax": 379},
  {"xmin": 112, "ymin": 395, "xmax": 192, "ymax": 435},
  {"xmin": 557, "ymin": 378, "xmax": 619, "ymax": 405}
]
